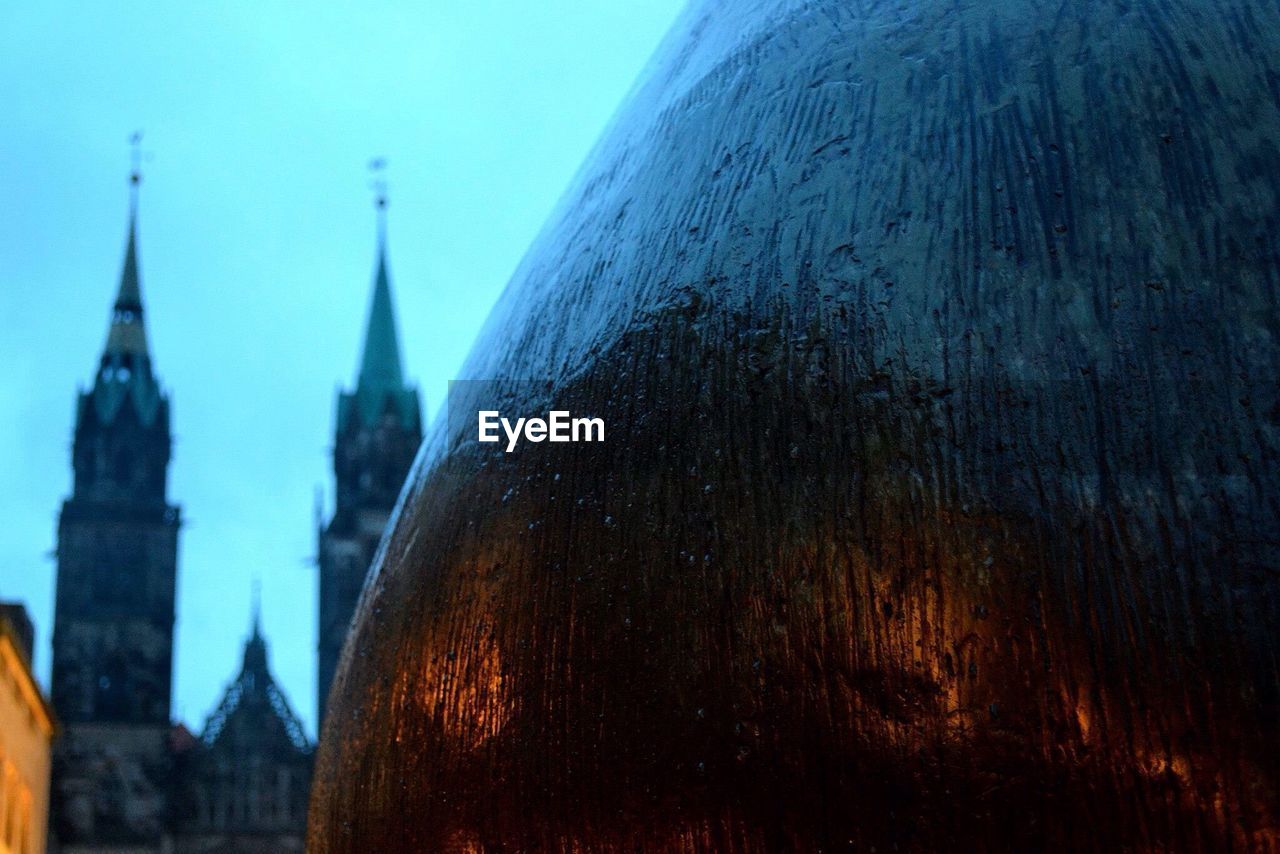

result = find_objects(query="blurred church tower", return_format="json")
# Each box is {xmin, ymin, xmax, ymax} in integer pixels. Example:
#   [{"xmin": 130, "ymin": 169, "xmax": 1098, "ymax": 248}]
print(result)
[
  {"xmin": 46, "ymin": 151, "xmax": 316, "ymax": 853},
  {"xmin": 317, "ymin": 172, "xmax": 422, "ymax": 727},
  {"xmin": 49, "ymin": 158, "xmax": 181, "ymax": 851}
]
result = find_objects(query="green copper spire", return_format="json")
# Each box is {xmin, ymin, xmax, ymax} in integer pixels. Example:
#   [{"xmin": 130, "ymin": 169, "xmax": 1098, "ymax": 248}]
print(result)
[
  {"xmin": 337, "ymin": 163, "xmax": 421, "ymax": 433},
  {"xmin": 89, "ymin": 142, "xmax": 163, "ymax": 428},
  {"xmin": 356, "ymin": 235, "xmax": 405, "ymax": 391},
  {"xmin": 103, "ymin": 169, "xmax": 148, "ymax": 358},
  {"xmin": 115, "ymin": 214, "xmax": 142, "ymax": 311}
]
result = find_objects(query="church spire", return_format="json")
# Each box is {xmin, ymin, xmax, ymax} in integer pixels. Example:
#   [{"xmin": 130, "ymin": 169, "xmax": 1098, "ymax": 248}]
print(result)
[
  {"xmin": 356, "ymin": 158, "xmax": 405, "ymax": 392},
  {"xmin": 357, "ymin": 245, "xmax": 405, "ymax": 388},
  {"xmin": 84, "ymin": 135, "xmax": 164, "ymax": 430},
  {"xmin": 320, "ymin": 160, "xmax": 424, "ymax": 725},
  {"xmin": 104, "ymin": 133, "xmax": 149, "ymax": 360},
  {"xmin": 250, "ymin": 576, "xmax": 263, "ymax": 641},
  {"xmin": 243, "ymin": 582, "xmax": 268, "ymax": 676}
]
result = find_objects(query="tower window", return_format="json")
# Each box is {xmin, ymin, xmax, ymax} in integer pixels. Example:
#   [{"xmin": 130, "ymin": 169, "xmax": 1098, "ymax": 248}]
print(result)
[{"xmin": 95, "ymin": 653, "xmax": 132, "ymax": 719}]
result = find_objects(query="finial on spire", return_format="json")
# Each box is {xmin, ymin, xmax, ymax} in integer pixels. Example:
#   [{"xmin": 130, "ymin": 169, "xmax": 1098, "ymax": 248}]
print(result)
[
  {"xmin": 369, "ymin": 157, "xmax": 388, "ymax": 247},
  {"xmin": 241, "ymin": 577, "xmax": 269, "ymax": 676},
  {"xmin": 347, "ymin": 155, "xmax": 413, "ymax": 426},
  {"xmin": 102, "ymin": 133, "xmax": 150, "ymax": 363},
  {"xmin": 129, "ymin": 131, "xmax": 144, "ymax": 216},
  {"xmin": 250, "ymin": 575, "xmax": 262, "ymax": 639}
]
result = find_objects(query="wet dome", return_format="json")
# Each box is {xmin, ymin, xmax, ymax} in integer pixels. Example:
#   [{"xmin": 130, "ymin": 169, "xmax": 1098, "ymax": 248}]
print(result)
[{"xmin": 310, "ymin": 0, "xmax": 1280, "ymax": 849}]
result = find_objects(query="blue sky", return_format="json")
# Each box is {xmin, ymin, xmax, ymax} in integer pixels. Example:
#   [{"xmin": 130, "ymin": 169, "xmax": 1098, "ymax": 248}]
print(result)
[{"xmin": 0, "ymin": 0, "xmax": 683, "ymax": 739}]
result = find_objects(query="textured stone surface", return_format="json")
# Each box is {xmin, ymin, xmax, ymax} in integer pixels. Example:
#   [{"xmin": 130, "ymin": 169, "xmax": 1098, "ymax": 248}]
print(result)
[{"xmin": 311, "ymin": 0, "xmax": 1280, "ymax": 849}]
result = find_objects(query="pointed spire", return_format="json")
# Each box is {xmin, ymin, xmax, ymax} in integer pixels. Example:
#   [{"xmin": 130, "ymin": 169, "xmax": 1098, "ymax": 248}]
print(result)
[
  {"xmin": 337, "ymin": 159, "xmax": 421, "ymax": 434},
  {"xmin": 115, "ymin": 213, "xmax": 142, "ymax": 312},
  {"xmin": 358, "ymin": 245, "xmax": 405, "ymax": 388},
  {"xmin": 243, "ymin": 579, "xmax": 268, "ymax": 674},
  {"xmin": 355, "ymin": 159, "xmax": 406, "ymax": 391},
  {"xmin": 250, "ymin": 576, "xmax": 263, "ymax": 640},
  {"xmin": 104, "ymin": 133, "xmax": 149, "ymax": 359}
]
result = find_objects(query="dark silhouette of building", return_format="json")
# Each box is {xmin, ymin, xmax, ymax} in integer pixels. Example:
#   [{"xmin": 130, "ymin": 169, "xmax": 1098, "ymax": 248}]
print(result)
[
  {"xmin": 49, "ymin": 174, "xmax": 181, "ymax": 852},
  {"xmin": 171, "ymin": 608, "xmax": 313, "ymax": 853},
  {"xmin": 317, "ymin": 197, "xmax": 421, "ymax": 726},
  {"xmin": 47, "ymin": 171, "xmax": 312, "ymax": 852},
  {"xmin": 42, "ymin": 162, "xmax": 415, "ymax": 850}
]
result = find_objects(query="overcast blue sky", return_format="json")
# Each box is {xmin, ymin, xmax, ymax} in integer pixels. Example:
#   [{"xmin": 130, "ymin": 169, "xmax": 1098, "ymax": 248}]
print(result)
[{"xmin": 0, "ymin": 0, "xmax": 683, "ymax": 739}]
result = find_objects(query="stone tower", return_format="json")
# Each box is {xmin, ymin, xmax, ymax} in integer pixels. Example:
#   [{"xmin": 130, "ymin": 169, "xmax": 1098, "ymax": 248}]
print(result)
[
  {"xmin": 50, "ymin": 169, "xmax": 180, "ymax": 851},
  {"xmin": 317, "ymin": 194, "xmax": 421, "ymax": 726}
]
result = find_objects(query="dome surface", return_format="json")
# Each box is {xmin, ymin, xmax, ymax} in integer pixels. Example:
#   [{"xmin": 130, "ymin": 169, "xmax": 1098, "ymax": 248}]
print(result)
[{"xmin": 311, "ymin": 1, "xmax": 1280, "ymax": 849}]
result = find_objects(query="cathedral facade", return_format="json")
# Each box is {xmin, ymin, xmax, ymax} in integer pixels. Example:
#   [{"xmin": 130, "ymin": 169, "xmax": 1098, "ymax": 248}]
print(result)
[{"xmin": 47, "ymin": 174, "xmax": 415, "ymax": 852}]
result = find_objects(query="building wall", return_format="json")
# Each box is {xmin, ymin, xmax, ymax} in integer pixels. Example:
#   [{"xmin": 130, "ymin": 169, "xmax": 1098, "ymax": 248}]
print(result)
[
  {"xmin": 52, "ymin": 505, "xmax": 179, "ymax": 726},
  {"xmin": 0, "ymin": 624, "xmax": 56, "ymax": 854},
  {"xmin": 50, "ymin": 390, "xmax": 178, "ymax": 851}
]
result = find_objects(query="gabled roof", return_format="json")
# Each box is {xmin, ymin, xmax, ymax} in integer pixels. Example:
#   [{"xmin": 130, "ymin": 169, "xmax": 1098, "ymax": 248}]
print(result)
[{"xmin": 199, "ymin": 614, "xmax": 311, "ymax": 758}]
